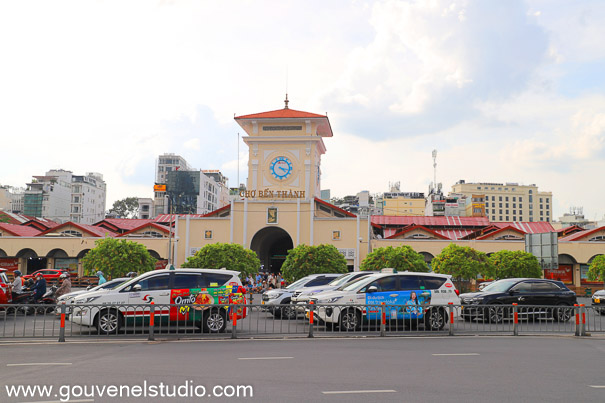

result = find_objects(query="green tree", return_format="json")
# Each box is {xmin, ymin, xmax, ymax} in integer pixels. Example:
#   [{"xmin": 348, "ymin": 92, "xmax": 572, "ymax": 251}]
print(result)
[
  {"xmin": 361, "ymin": 245, "xmax": 429, "ymax": 272},
  {"xmin": 281, "ymin": 244, "xmax": 347, "ymax": 282},
  {"xmin": 431, "ymin": 244, "xmax": 491, "ymax": 285},
  {"xmin": 108, "ymin": 197, "xmax": 140, "ymax": 218},
  {"xmin": 82, "ymin": 237, "xmax": 156, "ymax": 278},
  {"xmin": 181, "ymin": 243, "xmax": 260, "ymax": 278},
  {"xmin": 488, "ymin": 250, "xmax": 542, "ymax": 279},
  {"xmin": 587, "ymin": 255, "xmax": 605, "ymax": 288}
]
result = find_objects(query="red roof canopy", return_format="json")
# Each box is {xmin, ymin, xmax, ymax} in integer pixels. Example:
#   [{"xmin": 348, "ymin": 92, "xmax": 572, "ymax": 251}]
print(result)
[
  {"xmin": 0, "ymin": 223, "xmax": 41, "ymax": 237},
  {"xmin": 235, "ymin": 108, "xmax": 326, "ymax": 120}
]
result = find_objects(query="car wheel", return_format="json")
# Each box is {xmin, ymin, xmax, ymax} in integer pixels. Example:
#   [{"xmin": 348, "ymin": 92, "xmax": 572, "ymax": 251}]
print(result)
[
  {"xmin": 282, "ymin": 305, "xmax": 297, "ymax": 320},
  {"xmin": 339, "ymin": 308, "xmax": 361, "ymax": 331},
  {"xmin": 95, "ymin": 309, "xmax": 123, "ymax": 335},
  {"xmin": 487, "ymin": 304, "xmax": 505, "ymax": 324},
  {"xmin": 552, "ymin": 304, "xmax": 572, "ymax": 322},
  {"xmin": 425, "ymin": 308, "xmax": 446, "ymax": 331},
  {"xmin": 203, "ymin": 308, "xmax": 226, "ymax": 333}
]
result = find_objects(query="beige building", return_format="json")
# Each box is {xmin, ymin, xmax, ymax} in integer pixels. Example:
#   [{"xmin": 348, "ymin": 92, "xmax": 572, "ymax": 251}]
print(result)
[
  {"xmin": 451, "ymin": 180, "xmax": 552, "ymax": 222},
  {"xmin": 382, "ymin": 192, "xmax": 426, "ymax": 216}
]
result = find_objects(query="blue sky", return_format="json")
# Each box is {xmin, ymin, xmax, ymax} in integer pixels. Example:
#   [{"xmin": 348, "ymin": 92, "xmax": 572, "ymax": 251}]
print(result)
[{"xmin": 0, "ymin": 0, "xmax": 604, "ymax": 221}]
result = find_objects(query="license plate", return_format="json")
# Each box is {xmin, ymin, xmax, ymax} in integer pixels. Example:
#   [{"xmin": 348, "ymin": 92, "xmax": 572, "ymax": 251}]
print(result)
[{"xmin": 596, "ymin": 298, "xmax": 601, "ymax": 304}]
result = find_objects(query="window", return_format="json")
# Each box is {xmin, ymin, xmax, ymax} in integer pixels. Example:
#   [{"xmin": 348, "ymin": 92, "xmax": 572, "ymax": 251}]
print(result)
[
  {"xmin": 499, "ymin": 209, "xmax": 502, "ymax": 214},
  {"xmin": 422, "ymin": 277, "xmax": 446, "ymax": 290},
  {"xmin": 519, "ymin": 197, "xmax": 523, "ymax": 202},
  {"xmin": 540, "ymin": 204, "xmax": 543, "ymax": 210},
  {"xmin": 492, "ymin": 216, "xmax": 496, "ymax": 220},
  {"xmin": 492, "ymin": 196, "xmax": 495, "ymax": 201},
  {"xmin": 399, "ymin": 276, "xmax": 422, "ymax": 291},
  {"xmin": 506, "ymin": 216, "xmax": 509, "ymax": 221},
  {"xmin": 540, "ymin": 198, "xmax": 543, "ymax": 203},
  {"xmin": 506, "ymin": 203, "xmax": 509, "ymax": 208},
  {"xmin": 499, "ymin": 203, "xmax": 502, "ymax": 208},
  {"xmin": 61, "ymin": 230, "xmax": 82, "ymax": 237},
  {"xmin": 513, "ymin": 203, "xmax": 516, "ymax": 208},
  {"xmin": 332, "ymin": 231, "xmax": 341, "ymax": 241},
  {"xmin": 135, "ymin": 274, "xmax": 170, "ymax": 291},
  {"xmin": 477, "ymin": 186, "xmax": 481, "ymax": 190},
  {"xmin": 513, "ymin": 216, "xmax": 516, "ymax": 221},
  {"xmin": 513, "ymin": 197, "xmax": 516, "ymax": 202},
  {"xmin": 505, "ymin": 197, "xmax": 509, "ymax": 201},
  {"xmin": 202, "ymin": 273, "xmax": 232, "ymax": 287},
  {"xmin": 510, "ymin": 281, "xmax": 532, "ymax": 292},
  {"xmin": 174, "ymin": 274, "xmax": 203, "ymax": 289},
  {"xmin": 307, "ymin": 276, "xmax": 336, "ymax": 287},
  {"xmin": 366, "ymin": 276, "xmax": 398, "ymax": 292},
  {"xmin": 506, "ymin": 210, "xmax": 509, "ymax": 214},
  {"xmin": 532, "ymin": 282, "xmax": 560, "ymax": 292},
  {"xmin": 529, "ymin": 190, "xmax": 533, "ymax": 194},
  {"xmin": 519, "ymin": 204, "xmax": 523, "ymax": 209},
  {"xmin": 499, "ymin": 216, "xmax": 502, "ymax": 220},
  {"xmin": 499, "ymin": 196, "xmax": 502, "ymax": 201}
]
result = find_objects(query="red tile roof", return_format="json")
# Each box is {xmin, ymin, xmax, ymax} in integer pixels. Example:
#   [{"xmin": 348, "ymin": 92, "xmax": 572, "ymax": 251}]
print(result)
[
  {"xmin": 235, "ymin": 108, "xmax": 326, "ymax": 120},
  {"xmin": 118, "ymin": 223, "xmax": 171, "ymax": 237},
  {"xmin": 492, "ymin": 221, "xmax": 554, "ymax": 233},
  {"xmin": 38, "ymin": 222, "xmax": 117, "ymax": 237},
  {"xmin": 476, "ymin": 225, "xmax": 526, "ymax": 240},
  {"xmin": 559, "ymin": 226, "xmax": 605, "ymax": 242},
  {"xmin": 315, "ymin": 198, "xmax": 357, "ymax": 218},
  {"xmin": 0, "ymin": 223, "xmax": 42, "ymax": 236},
  {"xmin": 433, "ymin": 229, "xmax": 477, "ymax": 240},
  {"xmin": 94, "ymin": 219, "xmax": 155, "ymax": 232},
  {"xmin": 386, "ymin": 225, "xmax": 450, "ymax": 240}
]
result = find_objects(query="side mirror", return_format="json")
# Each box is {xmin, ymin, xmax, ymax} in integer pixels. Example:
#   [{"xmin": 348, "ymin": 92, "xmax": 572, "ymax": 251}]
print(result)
[
  {"xmin": 132, "ymin": 284, "xmax": 142, "ymax": 292},
  {"xmin": 367, "ymin": 286, "xmax": 378, "ymax": 293},
  {"xmin": 509, "ymin": 289, "xmax": 518, "ymax": 295}
]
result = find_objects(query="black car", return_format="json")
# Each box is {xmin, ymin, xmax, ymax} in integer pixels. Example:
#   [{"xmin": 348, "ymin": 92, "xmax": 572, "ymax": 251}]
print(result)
[{"xmin": 459, "ymin": 278, "xmax": 577, "ymax": 323}]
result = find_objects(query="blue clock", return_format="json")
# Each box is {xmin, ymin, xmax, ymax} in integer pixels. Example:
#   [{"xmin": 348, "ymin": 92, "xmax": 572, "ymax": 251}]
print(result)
[{"xmin": 270, "ymin": 156, "xmax": 293, "ymax": 180}]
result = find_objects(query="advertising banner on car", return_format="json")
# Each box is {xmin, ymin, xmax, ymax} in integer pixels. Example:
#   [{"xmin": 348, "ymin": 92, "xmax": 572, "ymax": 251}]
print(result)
[
  {"xmin": 365, "ymin": 290, "xmax": 432, "ymax": 320},
  {"xmin": 169, "ymin": 285, "xmax": 246, "ymax": 322}
]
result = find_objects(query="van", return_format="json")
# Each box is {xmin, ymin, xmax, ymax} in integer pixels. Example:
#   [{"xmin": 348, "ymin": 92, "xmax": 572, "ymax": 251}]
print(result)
[{"xmin": 70, "ymin": 268, "xmax": 246, "ymax": 334}]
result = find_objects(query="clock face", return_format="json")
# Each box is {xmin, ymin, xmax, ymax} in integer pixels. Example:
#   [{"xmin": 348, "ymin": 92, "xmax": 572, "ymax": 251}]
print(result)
[{"xmin": 270, "ymin": 156, "xmax": 293, "ymax": 180}]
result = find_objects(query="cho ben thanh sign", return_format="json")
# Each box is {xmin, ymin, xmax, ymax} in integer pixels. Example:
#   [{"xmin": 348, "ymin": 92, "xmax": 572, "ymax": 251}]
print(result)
[{"xmin": 239, "ymin": 189, "xmax": 306, "ymax": 199}]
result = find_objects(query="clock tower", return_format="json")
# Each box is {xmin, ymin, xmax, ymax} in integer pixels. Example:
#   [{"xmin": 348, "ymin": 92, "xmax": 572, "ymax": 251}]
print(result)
[{"xmin": 235, "ymin": 96, "xmax": 333, "ymax": 200}]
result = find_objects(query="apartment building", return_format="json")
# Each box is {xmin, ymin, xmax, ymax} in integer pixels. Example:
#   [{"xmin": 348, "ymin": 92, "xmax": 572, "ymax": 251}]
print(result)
[
  {"xmin": 154, "ymin": 154, "xmax": 193, "ymax": 216},
  {"xmin": 383, "ymin": 192, "xmax": 425, "ymax": 216},
  {"xmin": 70, "ymin": 172, "xmax": 107, "ymax": 224},
  {"xmin": 451, "ymin": 180, "xmax": 552, "ymax": 222}
]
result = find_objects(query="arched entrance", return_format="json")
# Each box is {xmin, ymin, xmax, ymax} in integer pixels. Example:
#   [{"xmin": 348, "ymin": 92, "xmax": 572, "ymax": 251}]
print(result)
[{"xmin": 250, "ymin": 227, "xmax": 294, "ymax": 274}]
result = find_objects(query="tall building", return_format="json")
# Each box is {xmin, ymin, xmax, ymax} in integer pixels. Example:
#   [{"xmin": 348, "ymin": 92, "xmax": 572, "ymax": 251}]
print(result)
[
  {"xmin": 154, "ymin": 154, "xmax": 193, "ymax": 216},
  {"xmin": 23, "ymin": 170, "xmax": 106, "ymax": 224},
  {"xmin": 0, "ymin": 186, "xmax": 11, "ymax": 211},
  {"xmin": 70, "ymin": 172, "xmax": 107, "ymax": 224},
  {"xmin": 451, "ymin": 180, "xmax": 552, "ymax": 222},
  {"xmin": 201, "ymin": 170, "xmax": 230, "ymax": 212},
  {"xmin": 10, "ymin": 187, "xmax": 25, "ymax": 214}
]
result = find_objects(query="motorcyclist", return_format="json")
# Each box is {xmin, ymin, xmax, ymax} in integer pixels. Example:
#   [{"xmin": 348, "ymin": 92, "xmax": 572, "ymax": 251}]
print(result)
[
  {"xmin": 96, "ymin": 271, "xmax": 107, "ymax": 285},
  {"xmin": 32, "ymin": 273, "xmax": 47, "ymax": 302},
  {"xmin": 11, "ymin": 270, "xmax": 23, "ymax": 299},
  {"xmin": 127, "ymin": 271, "xmax": 138, "ymax": 279},
  {"xmin": 55, "ymin": 273, "xmax": 71, "ymax": 298}
]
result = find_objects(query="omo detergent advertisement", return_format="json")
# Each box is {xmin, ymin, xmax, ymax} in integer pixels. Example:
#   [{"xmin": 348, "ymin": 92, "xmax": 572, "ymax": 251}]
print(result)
[
  {"xmin": 169, "ymin": 285, "xmax": 246, "ymax": 322},
  {"xmin": 365, "ymin": 290, "xmax": 432, "ymax": 320}
]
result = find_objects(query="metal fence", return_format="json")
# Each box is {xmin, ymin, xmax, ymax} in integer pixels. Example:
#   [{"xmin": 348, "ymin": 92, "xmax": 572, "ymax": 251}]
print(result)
[{"xmin": 0, "ymin": 302, "xmax": 603, "ymax": 341}]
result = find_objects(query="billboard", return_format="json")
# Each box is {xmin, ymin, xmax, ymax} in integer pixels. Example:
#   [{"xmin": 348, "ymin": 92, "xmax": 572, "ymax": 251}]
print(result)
[{"xmin": 525, "ymin": 232, "xmax": 558, "ymax": 270}]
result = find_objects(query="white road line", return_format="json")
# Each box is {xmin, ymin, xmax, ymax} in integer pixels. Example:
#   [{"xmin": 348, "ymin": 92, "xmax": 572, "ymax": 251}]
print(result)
[
  {"xmin": 6, "ymin": 362, "xmax": 73, "ymax": 367},
  {"xmin": 322, "ymin": 390, "xmax": 397, "ymax": 395},
  {"xmin": 19, "ymin": 400, "xmax": 93, "ymax": 403},
  {"xmin": 432, "ymin": 353, "xmax": 480, "ymax": 356},
  {"xmin": 588, "ymin": 385, "xmax": 605, "ymax": 388},
  {"xmin": 238, "ymin": 356, "xmax": 293, "ymax": 360}
]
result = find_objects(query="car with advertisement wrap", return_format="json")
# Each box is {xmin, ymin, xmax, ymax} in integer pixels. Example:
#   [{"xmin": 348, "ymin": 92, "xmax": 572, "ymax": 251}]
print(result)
[
  {"xmin": 70, "ymin": 268, "xmax": 246, "ymax": 334},
  {"xmin": 313, "ymin": 271, "xmax": 459, "ymax": 331}
]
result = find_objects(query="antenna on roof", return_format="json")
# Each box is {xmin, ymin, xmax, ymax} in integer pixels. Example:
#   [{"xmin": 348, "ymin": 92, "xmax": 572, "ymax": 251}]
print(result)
[
  {"xmin": 284, "ymin": 93, "xmax": 289, "ymax": 109},
  {"xmin": 432, "ymin": 149, "xmax": 438, "ymax": 190}
]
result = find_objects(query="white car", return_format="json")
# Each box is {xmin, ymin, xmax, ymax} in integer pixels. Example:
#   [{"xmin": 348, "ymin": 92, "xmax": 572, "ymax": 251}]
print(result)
[
  {"xmin": 55, "ymin": 277, "xmax": 129, "ymax": 314},
  {"xmin": 261, "ymin": 273, "xmax": 341, "ymax": 319},
  {"xmin": 70, "ymin": 268, "xmax": 247, "ymax": 334},
  {"xmin": 290, "ymin": 271, "xmax": 376, "ymax": 305},
  {"xmin": 313, "ymin": 271, "xmax": 460, "ymax": 331}
]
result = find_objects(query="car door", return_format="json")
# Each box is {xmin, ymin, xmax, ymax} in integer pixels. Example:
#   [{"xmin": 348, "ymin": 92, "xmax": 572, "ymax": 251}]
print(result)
[
  {"xmin": 507, "ymin": 281, "xmax": 534, "ymax": 310},
  {"xmin": 170, "ymin": 272, "xmax": 204, "ymax": 323},
  {"xmin": 363, "ymin": 276, "xmax": 399, "ymax": 321},
  {"xmin": 126, "ymin": 273, "xmax": 172, "ymax": 324},
  {"xmin": 530, "ymin": 281, "xmax": 560, "ymax": 306}
]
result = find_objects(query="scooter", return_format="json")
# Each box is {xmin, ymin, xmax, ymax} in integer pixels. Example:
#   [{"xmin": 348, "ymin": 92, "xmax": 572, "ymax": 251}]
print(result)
[{"xmin": 10, "ymin": 285, "xmax": 57, "ymax": 315}]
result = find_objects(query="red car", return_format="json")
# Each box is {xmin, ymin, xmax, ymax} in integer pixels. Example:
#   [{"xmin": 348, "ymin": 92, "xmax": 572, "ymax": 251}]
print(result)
[
  {"xmin": 23, "ymin": 269, "xmax": 70, "ymax": 282},
  {"xmin": 0, "ymin": 269, "xmax": 12, "ymax": 304}
]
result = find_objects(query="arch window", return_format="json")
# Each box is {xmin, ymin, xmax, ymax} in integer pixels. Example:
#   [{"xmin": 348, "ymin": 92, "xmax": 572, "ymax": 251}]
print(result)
[
  {"xmin": 589, "ymin": 235, "xmax": 605, "ymax": 242},
  {"xmin": 61, "ymin": 230, "xmax": 82, "ymax": 237}
]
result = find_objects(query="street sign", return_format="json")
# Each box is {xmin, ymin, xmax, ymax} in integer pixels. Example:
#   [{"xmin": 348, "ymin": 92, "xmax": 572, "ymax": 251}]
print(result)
[
  {"xmin": 525, "ymin": 232, "xmax": 558, "ymax": 270},
  {"xmin": 154, "ymin": 184, "xmax": 166, "ymax": 192}
]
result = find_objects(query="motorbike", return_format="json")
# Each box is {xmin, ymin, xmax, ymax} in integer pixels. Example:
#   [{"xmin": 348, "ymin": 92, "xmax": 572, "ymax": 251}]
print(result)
[{"xmin": 8, "ymin": 285, "xmax": 57, "ymax": 315}]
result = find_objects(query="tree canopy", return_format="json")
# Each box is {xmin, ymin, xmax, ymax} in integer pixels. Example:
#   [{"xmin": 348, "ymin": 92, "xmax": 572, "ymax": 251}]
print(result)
[
  {"xmin": 431, "ymin": 243, "xmax": 491, "ymax": 281},
  {"xmin": 108, "ymin": 197, "xmax": 140, "ymax": 218},
  {"xmin": 488, "ymin": 250, "xmax": 542, "ymax": 279},
  {"xmin": 360, "ymin": 245, "xmax": 429, "ymax": 272},
  {"xmin": 281, "ymin": 244, "xmax": 348, "ymax": 282},
  {"xmin": 82, "ymin": 237, "xmax": 156, "ymax": 278},
  {"xmin": 587, "ymin": 255, "xmax": 605, "ymax": 287},
  {"xmin": 181, "ymin": 243, "xmax": 260, "ymax": 278}
]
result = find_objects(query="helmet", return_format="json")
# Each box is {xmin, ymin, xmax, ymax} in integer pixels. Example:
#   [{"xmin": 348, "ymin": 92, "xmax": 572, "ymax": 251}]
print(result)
[
  {"xmin": 36, "ymin": 273, "xmax": 43, "ymax": 278},
  {"xmin": 96, "ymin": 271, "xmax": 103, "ymax": 277},
  {"xmin": 14, "ymin": 270, "xmax": 22, "ymax": 277},
  {"xmin": 127, "ymin": 272, "xmax": 137, "ymax": 278},
  {"xmin": 59, "ymin": 273, "xmax": 68, "ymax": 279}
]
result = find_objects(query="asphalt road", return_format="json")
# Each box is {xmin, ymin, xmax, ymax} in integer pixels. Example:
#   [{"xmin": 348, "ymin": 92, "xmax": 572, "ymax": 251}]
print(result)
[{"xmin": 1, "ymin": 336, "xmax": 604, "ymax": 403}]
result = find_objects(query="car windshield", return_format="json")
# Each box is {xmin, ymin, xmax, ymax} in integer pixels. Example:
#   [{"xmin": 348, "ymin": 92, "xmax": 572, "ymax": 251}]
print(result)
[
  {"xmin": 329, "ymin": 273, "xmax": 355, "ymax": 286},
  {"xmin": 482, "ymin": 279, "xmax": 518, "ymax": 293},
  {"xmin": 340, "ymin": 276, "xmax": 375, "ymax": 292},
  {"xmin": 286, "ymin": 278, "xmax": 309, "ymax": 290}
]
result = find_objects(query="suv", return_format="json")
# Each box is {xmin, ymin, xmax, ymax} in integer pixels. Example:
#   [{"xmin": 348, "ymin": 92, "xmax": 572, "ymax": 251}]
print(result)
[
  {"xmin": 459, "ymin": 278, "xmax": 577, "ymax": 323},
  {"xmin": 70, "ymin": 268, "xmax": 246, "ymax": 334},
  {"xmin": 262, "ymin": 273, "xmax": 341, "ymax": 319},
  {"xmin": 314, "ymin": 272, "xmax": 460, "ymax": 331},
  {"xmin": 0, "ymin": 269, "xmax": 12, "ymax": 305}
]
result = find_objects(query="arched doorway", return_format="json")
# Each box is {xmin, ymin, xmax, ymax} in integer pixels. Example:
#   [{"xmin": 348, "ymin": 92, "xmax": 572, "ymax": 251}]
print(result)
[{"xmin": 250, "ymin": 227, "xmax": 294, "ymax": 274}]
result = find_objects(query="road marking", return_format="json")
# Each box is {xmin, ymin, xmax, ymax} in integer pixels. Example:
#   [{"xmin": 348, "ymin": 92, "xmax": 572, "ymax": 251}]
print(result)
[
  {"xmin": 6, "ymin": 362, "xmax": 73, "ymax": 367},
  {"xmin": 588, "ymin": 385, "xmax": 605, "ymax": 388},
  {"xmin": 322, "ymin": 389, "xmax": 397, "ymax": 395},
  {"xmin": 432, "ymin": 353, "xmax": 480, "ymax": 356},
  {"xmin": 19, "ymin": 400, "xmax": 93, "ymax": 403},
  {"xmin": 238, "ymin": 356, "xmax": 293, "ymax": 360}
]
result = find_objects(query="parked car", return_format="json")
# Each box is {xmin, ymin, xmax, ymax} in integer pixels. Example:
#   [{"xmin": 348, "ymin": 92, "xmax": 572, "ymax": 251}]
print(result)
[
  {"xmin": 0, "ymin": 269, "xmax": 12, "ymax": 305},
  {"xmin": 70, "ymin": 268, "xmax": 247, "ymax": 334},
  {"xmin": 314, "ymin": 271, "xmax": 460, "ymax": 331},
  {"xmin": 459, "ymin": 278, "xmax": 577, "ymax": 323},
  {"xmin": 262, "ymin": 273, "xmax": 341, "ymax": 319},
  {"xmin": 56, "ymin": 277, "xmax": 130, "ymax": 314},
  {"xmin": 592, "ymin": 289, "xmax": 605, "ymax": 315},
  {"xmin": 23, "ymin": 269, "xmax": 71, "ymax": 282},
  {"xmin": 290, "ymin": 271, "xmax": 376, "ymax": 305}
]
